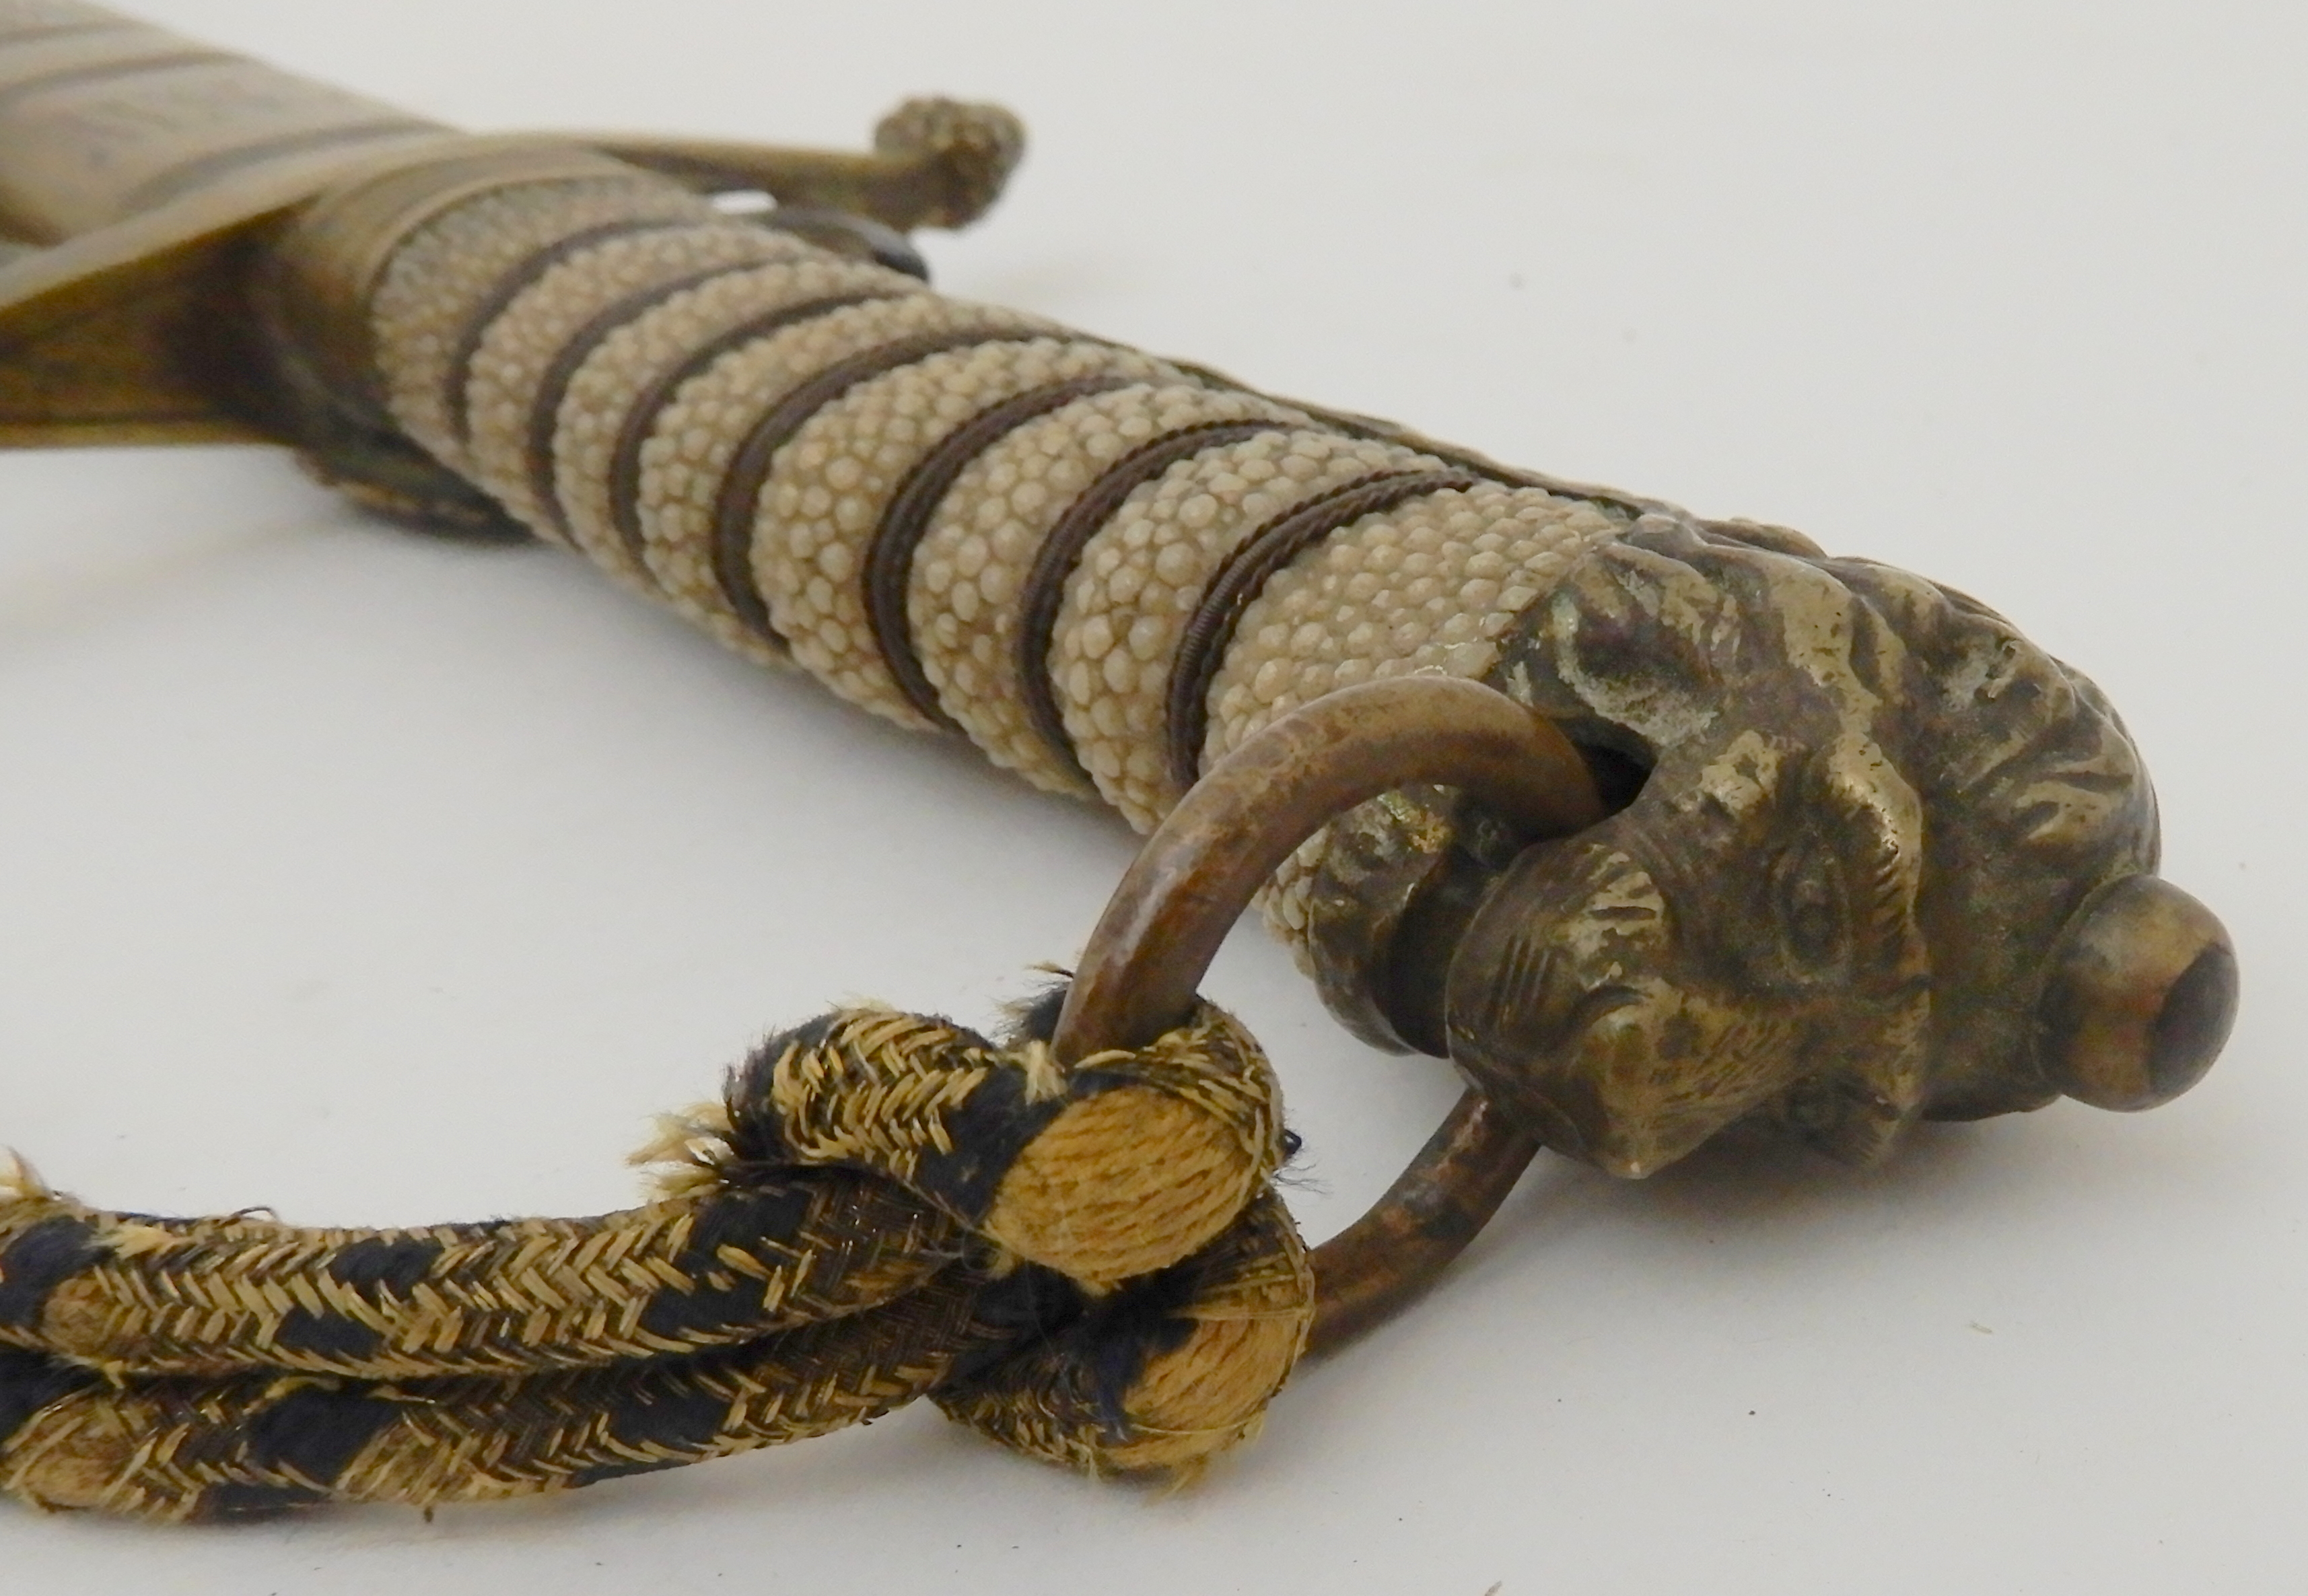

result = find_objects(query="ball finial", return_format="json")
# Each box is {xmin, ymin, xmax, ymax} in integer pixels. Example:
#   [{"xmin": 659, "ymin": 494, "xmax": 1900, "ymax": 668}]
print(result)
[{"xmin": 2037, "ymin": 874, "xmax": 2238, "ymax": 1112}]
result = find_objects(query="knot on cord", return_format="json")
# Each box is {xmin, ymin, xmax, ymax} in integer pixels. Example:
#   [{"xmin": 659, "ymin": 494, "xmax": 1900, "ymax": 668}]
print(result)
[
  {"xmin": 720, "ymin": 1002, "xmax": 1288, "ymax": 1286},
  {"xmin": 665, "ymin": 998, "xmax": 1312, "ymax": 1474},
  {"xmin": 0, "ymin": 995, "xmax": 1310, "ymax": 1519}
]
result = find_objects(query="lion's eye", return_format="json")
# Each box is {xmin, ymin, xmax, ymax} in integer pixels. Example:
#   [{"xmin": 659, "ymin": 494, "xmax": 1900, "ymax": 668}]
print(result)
[{"xmin": 1770, "ymin": 842, "xmax": 1850, "ymax": 976}]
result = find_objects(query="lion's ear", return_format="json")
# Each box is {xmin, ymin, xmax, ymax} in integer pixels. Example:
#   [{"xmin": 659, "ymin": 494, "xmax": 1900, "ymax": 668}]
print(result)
[
  {"xmin": 1696, "ymin": 517, "xmax": 1826, "ymax": 559},
  {"xmin": 2005, "ymin": 709, "xmax": 2155, "ymax": 856},
  {"xmin": 1812, "ymin": 733, "xmax": 1928, "ymax": 976},
  {"xmin": 1537, "ymin": 541, "xmax": 1738, "ymax": 745}
]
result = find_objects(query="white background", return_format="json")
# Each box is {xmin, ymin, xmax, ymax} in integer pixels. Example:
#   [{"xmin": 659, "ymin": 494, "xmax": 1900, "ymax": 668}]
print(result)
[{"xmin": 1, "ymin": 2, "xmax": 2301, "ymax": 1591}]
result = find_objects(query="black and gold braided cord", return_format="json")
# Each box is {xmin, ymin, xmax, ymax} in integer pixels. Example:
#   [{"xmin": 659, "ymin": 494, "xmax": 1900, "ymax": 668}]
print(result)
[
  {"xmin": 0, "ymin": 1270, "xmax": 1058, "ymax": 1521},
  {"xmin": 0, "ymin": 1173, "xmax": 964, "ymax": 1379},
  {"xmin": 0, "ymin": 996, "xmax": 1313, "ymax": 1519}
]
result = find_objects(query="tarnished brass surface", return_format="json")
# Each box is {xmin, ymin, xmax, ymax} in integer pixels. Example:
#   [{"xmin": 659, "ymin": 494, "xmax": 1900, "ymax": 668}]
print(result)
[
  {"xmin": 0, "ymin": 203, "xmax": 275, "ymax": 445},
  {"xmin": 1430, "ymin": 517, "xmax": 2235, "ymax": 1175},
  {"xmin": 1305, "ymin": 1092, "xmax": 1537, "ymax": 1353},
  {"xmin": 0, "ymin": 131, "xmax": 539, "ymax": 446},
  {"xmin": 1305, "ymin": 783, "xmax": 1530, "ymax": 1056},
  {"xmin": 1053, "ymin": 676, "xmax": 1603, "ymax": 1348},
  {"xmin": 0, "ymin": 9, "xmax": 435, "ymax": 242},
  {"xmin": 0, "ymin": 0, "xmax": 457, "ymax": 444},
  {"xmin": 2037, "ymin": 872, "xmax": 2237, "ymax": 1112},
  {"xmin": 0, "ymin": 3, "xmax": 1018, "ymax": 448},
  {"xmin": 582, "ymin": 98, "xmax": 1025, "ymax": 234}
]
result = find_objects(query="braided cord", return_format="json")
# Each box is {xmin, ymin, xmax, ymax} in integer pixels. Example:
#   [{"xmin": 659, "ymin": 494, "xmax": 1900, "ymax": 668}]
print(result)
[
  {"xmin": 0, "ymin": 1170, "xmax": 963, "ymax": 1379},
  {"xmin": 0, "ymin": 1001, "xmax": 1312, "ymax": 1518},
  {"xmin": 0, "ymin": 1272, "xmax": 1041, "ymax": 1521}
]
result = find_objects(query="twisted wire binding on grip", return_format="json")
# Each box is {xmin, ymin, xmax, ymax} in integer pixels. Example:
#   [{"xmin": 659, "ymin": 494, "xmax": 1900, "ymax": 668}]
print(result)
[{"xmin": 294, "ymin": 159, "xmax": 1638, "ymax": 858}]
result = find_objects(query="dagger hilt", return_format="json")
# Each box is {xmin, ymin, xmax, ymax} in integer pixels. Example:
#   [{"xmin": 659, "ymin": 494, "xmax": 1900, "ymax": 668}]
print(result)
[{"xmin": 0, "ymin": 0, "xmax": 1022, "ymax": 451}]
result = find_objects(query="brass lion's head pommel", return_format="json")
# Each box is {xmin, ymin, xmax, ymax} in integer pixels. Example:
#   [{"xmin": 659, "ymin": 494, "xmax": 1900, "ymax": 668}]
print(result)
[{"xmin": 1311, "ymin": 516, "xmax": 2235, "ymax": 1178}]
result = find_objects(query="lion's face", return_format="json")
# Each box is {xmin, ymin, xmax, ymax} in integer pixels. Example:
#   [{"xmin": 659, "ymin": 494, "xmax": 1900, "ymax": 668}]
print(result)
[{"xmin": 1438, "ymin": 518, "xmax": 2227, "ymax": 1175}]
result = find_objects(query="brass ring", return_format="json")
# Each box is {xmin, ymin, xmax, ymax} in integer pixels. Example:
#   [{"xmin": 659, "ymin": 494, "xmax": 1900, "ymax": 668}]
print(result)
[{"xmin": 1051, "ymin": 676, "xmax": 1605, "ymax": 1353}]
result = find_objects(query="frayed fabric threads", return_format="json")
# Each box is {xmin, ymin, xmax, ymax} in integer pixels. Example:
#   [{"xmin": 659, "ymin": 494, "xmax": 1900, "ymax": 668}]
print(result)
[{"xmin": 0, "ymin": 998, "xmax": 1310, "ymax": 1520}]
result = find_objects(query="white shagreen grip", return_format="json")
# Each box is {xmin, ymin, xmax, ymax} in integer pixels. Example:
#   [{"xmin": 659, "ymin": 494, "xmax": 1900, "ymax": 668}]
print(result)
[{"xmin": 361, "ymin": 174, "xmax": 1630, "ymax": 947}]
